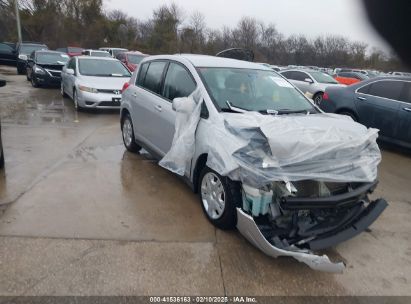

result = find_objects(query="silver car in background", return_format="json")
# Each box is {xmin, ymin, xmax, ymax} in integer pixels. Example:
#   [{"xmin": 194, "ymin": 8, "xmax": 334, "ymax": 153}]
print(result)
[
  {"xmin": 99, "ymin": 47, "xmax": 128, "ymax": 58},
  {"xmin": 280, "ymin": 69, "xmax": 345, "ymax": 105},
  {"xmin": 61, "ymin": 56, "xmax": 131, "ymax": 110}
]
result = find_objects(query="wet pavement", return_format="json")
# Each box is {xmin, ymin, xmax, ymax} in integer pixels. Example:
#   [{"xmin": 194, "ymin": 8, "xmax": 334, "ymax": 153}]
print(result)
[{"xmin": 0, "ymin": 65, "xmax": 411, "ymax": 296}]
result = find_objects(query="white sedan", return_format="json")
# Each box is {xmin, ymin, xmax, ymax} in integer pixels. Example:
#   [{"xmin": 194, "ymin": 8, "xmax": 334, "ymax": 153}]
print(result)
[{"xmin": 61, "ymin": 56, "xmax": 131, "ymax": 110}]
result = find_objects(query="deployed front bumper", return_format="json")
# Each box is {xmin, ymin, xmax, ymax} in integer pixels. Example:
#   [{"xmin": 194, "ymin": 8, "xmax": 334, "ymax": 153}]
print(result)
[{"xmin": 236, "ymin": 197, "xmax": 388, "ymax": 273}]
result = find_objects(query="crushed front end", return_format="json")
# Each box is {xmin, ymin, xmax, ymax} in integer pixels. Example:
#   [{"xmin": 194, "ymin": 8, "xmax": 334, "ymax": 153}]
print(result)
[{"xmin": 237, "ymin": 180, "xmax": 387, "ymax": 272}]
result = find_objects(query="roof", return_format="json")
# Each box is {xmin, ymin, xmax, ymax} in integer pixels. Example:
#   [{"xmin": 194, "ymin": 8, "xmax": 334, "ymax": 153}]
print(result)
[
  {"xmin": 145, "ymin": 54, "xmax": 273, "ymax": 70},
  {"xmin": 35, "ymin": 50, "xmax": 66, "ymax": 54}
]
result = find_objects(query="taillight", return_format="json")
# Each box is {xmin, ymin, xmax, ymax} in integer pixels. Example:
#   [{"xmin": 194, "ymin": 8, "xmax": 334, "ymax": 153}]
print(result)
[
  {"xmin": 323, "ymin": 92, "xmax": 329, "ymax": 100},
  {"xmin": 122, "ymin": 82, "xmax": 130, "ymax": 93}
]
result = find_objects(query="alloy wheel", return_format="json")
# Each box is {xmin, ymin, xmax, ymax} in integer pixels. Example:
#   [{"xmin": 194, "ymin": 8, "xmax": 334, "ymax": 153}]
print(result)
[{"xmin": 201, "ymin": 172, "xmax": 226, "ymax": 220}]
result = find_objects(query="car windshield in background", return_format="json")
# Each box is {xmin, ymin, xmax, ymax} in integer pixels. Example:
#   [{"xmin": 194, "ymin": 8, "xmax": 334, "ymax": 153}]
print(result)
[
  {"xmin": 198, "ymin": 67, "xmax": 315, "ymax": 113},
  {"xmin": 112, "ymin": 49, "xmax": 127, "ymax": 57},
  {"xmin": 92, "ymin": 52, "xmax": 111, "ymax": 57},
  {"xmin": 128, "ymin": 54, "xmax": 146, "ymax": 64},
  {"xmin": 78, "ymin": 59, "xmax": 131, "ymax": 77},
  {"xmin": 68, "ymin": 47, "xmax": 83, "ymax": 53},
  {"xmin": 37, "ymin": 53, "xmax": 69, "ymax": 65},
  {"xmin": 21, "ymin": 45, "xmax": 47, "ymax": 55},
  {"xmin": 310, "ymin": 71, "xmax": 339, "ymax": 84}
]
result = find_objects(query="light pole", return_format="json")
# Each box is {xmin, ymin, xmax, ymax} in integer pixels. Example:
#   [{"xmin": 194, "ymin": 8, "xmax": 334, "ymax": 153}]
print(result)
[{"xmin": 14, "ymin": 0, "xmax": 22, "ymax": 43}]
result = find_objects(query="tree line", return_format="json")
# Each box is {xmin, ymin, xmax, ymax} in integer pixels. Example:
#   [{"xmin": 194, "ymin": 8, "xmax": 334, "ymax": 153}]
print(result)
[{"xmin": 0, "ymin": 0, "xmax": 404, "ymax": 71}]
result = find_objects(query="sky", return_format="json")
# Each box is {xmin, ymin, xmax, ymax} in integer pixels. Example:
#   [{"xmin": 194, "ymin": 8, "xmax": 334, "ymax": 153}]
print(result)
[{"xmin": 104, "ymin": 0, "xmax": 391, "ymax": 53}]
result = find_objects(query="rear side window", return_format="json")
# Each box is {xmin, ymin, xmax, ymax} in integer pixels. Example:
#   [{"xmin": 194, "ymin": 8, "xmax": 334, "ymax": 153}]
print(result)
[
  {"xmin": 281, "ymin": 71, "xmax": 293, "ymax": 79},
  {"xmin": 162, "ymin": 63, "xmax": 196, "ymax": 100},
  {"xmin": 293, "ymin": 71, "xmax": 309, "ymax": 81},
  {"xmin": 358, "ymin": 84, "xmax": 370, "ymax": 94},
  {"xmin": 136, "ymin": 62, "xmax": 149, "ymax": 86},
  {"xmin": 141, "ymin": 61, "xmax": 167, "ymax": 94},
  {"xmin": 368, "ymin": 81, "xmax": 404, "ymax": 101}
]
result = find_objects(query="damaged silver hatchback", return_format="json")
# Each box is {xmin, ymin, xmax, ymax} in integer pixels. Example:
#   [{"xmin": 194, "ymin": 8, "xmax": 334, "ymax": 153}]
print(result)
[{"xmin": 120, "ymin": 54, "xmax": 387, "ymax": 273}]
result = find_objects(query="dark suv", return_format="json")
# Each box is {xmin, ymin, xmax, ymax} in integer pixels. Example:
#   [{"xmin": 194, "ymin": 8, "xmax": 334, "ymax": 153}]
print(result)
[{"xmin": 15, "ymin": 42, "xmax": 48, "ymax": 74}]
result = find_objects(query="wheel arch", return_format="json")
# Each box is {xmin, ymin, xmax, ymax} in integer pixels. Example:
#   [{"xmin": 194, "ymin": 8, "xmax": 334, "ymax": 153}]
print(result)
[{"xmin": 193, "ymin": 153, "xmax": 208, "ymax": 193}]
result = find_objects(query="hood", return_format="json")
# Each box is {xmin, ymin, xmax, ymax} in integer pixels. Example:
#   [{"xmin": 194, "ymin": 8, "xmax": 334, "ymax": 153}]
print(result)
[{"xmin": 78, "ymin": 76, "xmax": 131, "ymax": 90}]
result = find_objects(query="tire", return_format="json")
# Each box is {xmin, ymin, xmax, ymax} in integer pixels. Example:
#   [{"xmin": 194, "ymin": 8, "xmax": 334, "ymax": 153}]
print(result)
[
  {"xmin": 121, "ymin": 113, "xmax": 141, "ymax": 153},
  {"xmin": 60, "ymin": 82, "xmax": 67, "ymax": 97},
  {"xmin": 31, "ymin": 76, "xmax": 39, "ymax": 88},
  {"xmin": 73, "ymin": 90, "xmax": 83, "ymax": 111},
  {"xmin": 0, "ymin": 147, "xmax": 4, "ymax": 169},
  {"xmin": 199, "ymin": 166, "xmax": 241, "ymax": 230},
  {"xmin": 313, "ymin": 92, "xmax": 323, "ymax": 106},
  {"xmin": 338, "ymin": 111, "xmax": 358, "ymax": 122}
]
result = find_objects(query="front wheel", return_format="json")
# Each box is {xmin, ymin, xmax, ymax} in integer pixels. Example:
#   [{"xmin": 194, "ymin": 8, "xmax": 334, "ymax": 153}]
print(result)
[
  {"xmin": 122, "ymin": 113, "xmax": 141, "ymax": 153},
  {"xmin": 199, "ymin": 166, "xmax": 241, "ymax": 230},
  {"xmin": 31, "ymin": 76, "xmax": 39, "ymax": 88}
]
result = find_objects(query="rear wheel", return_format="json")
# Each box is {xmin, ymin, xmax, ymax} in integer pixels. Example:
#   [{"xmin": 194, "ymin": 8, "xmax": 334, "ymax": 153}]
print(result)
[
  {"xmin": 313, "ymin": 92, "xmax": 323, "ymax": 106},
  {"xmin": 199, "ymin": 166, "xmax": 241, "ymax": 230},
  {"xmin": 338, "ymin": 111, "xmax": 357, "ymax": 122},
  {"xmin": 122, "ymin": 113, "xmax": 141, "ymax": 153}
]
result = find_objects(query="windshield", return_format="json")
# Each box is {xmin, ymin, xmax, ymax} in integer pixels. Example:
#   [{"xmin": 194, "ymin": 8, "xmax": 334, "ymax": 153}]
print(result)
[
  {"xmin": 78, "ymin": 59, "xmax": 131, "ymax": 77},
  {"xmin": 309, "ymin": 71, "xmax": 339, "ymax": 84},
  {"xmin": 92, "ymin": 51, "xmax": 111, "ymax": 57},
  {"xmin": 37, "ymin": 53, "xmax": 69, "ymax": 65},
  {"xmin": 198, "ymin": 67, "xmax": 315, "ymax": 113},
  {"xmin": 112, "ymin": 49, "xmax": 128, "ymax": 57},
  {"xmin": 68, "ymin": 47, "xmax": 83, "ymax": 53},
  {"xmin": 21, "ymin": 44, "xmax": 47, "ymax": 55},
  {"xmin": 127, "ymin": 54, "xmax": 146, "ymax": 64}
]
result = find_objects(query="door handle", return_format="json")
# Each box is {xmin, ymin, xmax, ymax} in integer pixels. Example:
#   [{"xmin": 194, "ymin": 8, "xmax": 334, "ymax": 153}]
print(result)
[
  {"xmin": 155, "ymin": 105, "xmax": 162, "ymax": 112},
  {"xmin": 132, "ymin": 92, "xmax": 137, "ymax": 97},
  {"xmin": 403, "ymin": 107, "xmax": 411, "ymax": 113},
  {"xmin": 357, "ymin": 96, "xmax": 366, "ymax": 101}
]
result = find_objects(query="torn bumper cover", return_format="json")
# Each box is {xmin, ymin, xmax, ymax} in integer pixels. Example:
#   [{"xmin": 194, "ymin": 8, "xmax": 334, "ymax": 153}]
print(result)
[{"xmin": 237, "ymin": 197, "xmax": 387, "ymax": 272}]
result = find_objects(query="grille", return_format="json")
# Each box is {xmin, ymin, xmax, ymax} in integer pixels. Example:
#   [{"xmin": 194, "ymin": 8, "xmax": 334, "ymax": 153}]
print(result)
[
  {"xmin": 98, "ymin": 89, "xmax": 121, "ymax": 95},
  {"xmin": 46, "ymin": 70, "xmax": 61, "ymax": 77},
  {"xmin": 98, "ymin": 101, "xmax": 120, "ymax": 107}
]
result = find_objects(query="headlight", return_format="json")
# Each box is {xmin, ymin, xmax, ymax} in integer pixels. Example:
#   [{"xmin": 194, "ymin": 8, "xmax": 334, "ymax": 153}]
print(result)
[
  {"xmin": 18, "ymin": 54, "xmax": 27, "ymax": 60},
  {"xmin": 34, "ymin": 66, "xmax": 46, "ymax": 74},
  {"xmin": 78, "ymin": 85, "xmax": 98, "ymax": 93}
]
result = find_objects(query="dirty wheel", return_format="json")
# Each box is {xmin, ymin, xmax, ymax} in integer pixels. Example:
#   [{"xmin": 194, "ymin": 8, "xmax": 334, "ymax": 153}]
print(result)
[
  {"xmin": 313, "ymin": 92, "xmax": 323, "ymax": 106},
  {"xmin": 31, "ymin": 76, "xmax": 38, "ymax": 88},
  {"xmin": 0, "ymin": 147, "xmax": 4, "ymax": 169},
  {"xmin": 73, "ymin": 90, "xmax": 82, "ymax": 111},
  {"xmin": 60, "ymin": 82, "xmax": 67, "ymax": 97},
  {"xmin": 199, "ymin": 166, "xmax": 240, "ymax": 230},
  {"xmin": 122, "ymin": 113, "xmax": 141, "ymax": 153}
]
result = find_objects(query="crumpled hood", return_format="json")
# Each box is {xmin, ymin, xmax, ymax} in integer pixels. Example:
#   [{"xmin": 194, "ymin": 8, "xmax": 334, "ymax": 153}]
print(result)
[
  {"xmin": 217, "ymin": 112, "xmax": 381, "ymax": 185},
  {"xmin": 78, "ymin": 76, "xmax": 130, "ymax": 90}
]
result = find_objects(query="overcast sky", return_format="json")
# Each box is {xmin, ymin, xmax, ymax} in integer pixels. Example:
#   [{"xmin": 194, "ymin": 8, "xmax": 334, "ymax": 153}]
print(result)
[{"xmin": 104, "ymin": 0, "xmax": 391, "ymax": 52}]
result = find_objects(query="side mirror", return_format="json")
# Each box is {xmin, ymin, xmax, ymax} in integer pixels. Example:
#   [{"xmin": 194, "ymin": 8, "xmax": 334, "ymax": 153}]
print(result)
[
  {"xmin": 0, "ymin": 80, "xmax": 6, "ymax": 87},
  {"xmin": 66, "ymin": 68, "xmax": 75, "ymax": 75},
  {"xmin": 172, "ymin": 96, "xmax": 196, "ymax": 114},
  {"xmin": 304, "ymin": 78, "xmax": 314, "ymax": 84}
]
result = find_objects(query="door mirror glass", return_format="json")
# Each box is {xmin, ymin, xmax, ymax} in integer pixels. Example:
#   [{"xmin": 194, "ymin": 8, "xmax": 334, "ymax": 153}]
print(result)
[
  {"xmin": 172, "ymin": 96, "xmax": 196, "ymax": 114},
  {"xmin": 66, "ymin": 68, "xmax": 75, "ymax": 75}
]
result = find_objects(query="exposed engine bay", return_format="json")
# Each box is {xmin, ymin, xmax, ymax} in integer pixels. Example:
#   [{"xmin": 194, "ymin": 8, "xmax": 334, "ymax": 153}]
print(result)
[{"xmin": 239, "ymin": 181, "xmax": 387, "ymax": 271}]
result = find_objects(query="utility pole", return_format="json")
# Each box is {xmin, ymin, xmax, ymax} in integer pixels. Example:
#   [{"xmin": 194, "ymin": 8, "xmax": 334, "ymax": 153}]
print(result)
[{"xmin": 14, "ymin": 0, "xmax": 22, "ymax": 43}]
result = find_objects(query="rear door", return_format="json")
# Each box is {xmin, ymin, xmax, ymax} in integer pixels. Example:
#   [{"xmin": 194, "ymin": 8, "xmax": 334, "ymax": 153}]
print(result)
[
  {"xmin": 355, "ymin": 80, "xmax": 403, "ymax": 138},
  {"xmin": 155, "ymin": 61, "xmax": 197, "ymax": 154},
  {"xmin": 396, "ymin": 81, "xmax": 411, "ymax": 144},
  {"xmin": 0, "ymin": 43, "xmax": 16, "ymax": 64},
  {"xmin": 128, "ymin": 60, "xmax": 168, "ymax": 156}
]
